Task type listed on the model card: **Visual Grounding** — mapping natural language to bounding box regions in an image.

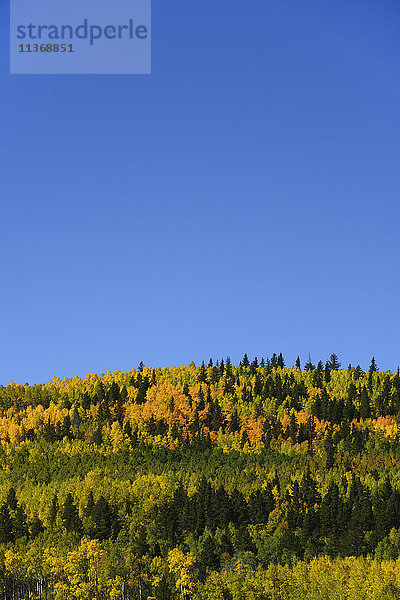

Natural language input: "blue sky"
[1,0,399,384]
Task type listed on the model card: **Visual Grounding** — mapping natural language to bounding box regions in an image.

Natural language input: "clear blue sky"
[1,0,399,384]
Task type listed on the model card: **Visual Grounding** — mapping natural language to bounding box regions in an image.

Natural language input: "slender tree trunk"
[94,556,99,600]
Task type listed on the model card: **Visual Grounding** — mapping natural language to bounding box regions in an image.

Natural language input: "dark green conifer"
[369,356,378,373]
[49,495,59,526]
[277,353,285,368]
[6,488,18,511]
[328,353,341,370]
[30,516,44,538]
[61,493,82,534]
[0,505,13,543]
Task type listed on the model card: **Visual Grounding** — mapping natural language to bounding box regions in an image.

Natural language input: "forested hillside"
[2,354,400,599]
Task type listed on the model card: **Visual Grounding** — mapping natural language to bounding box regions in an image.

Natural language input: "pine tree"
[61,493,82,534]
[369,356,378,373]
[240,430,249,448]
[198,361,207,383]
[49,494,59,526]
[81,392,91,409]
[62,414,72,439]
[13,505,28,539]
[92,496,116,540]
[130,524,149,556]
[30,516,44,538]
[92,425,103,446]
[72,406,81,428]
[219,358,224,376]
[98,397,111,422]
[324,361,331,382]
[123,420,132,440]
[6,488,18,511]
[312,392,323,420]
[84,491,96,529]
[328,353,341,370]
[354,364,363,380]
[242,354,250,367]
[198,532,220,573]
[305,355,315,371]
[253,373,262,397]
[0,504,13,543]
[114,394,124,425]
[228,410,240,433]
[324,426,335,469]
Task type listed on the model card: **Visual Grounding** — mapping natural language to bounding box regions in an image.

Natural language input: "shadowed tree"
[61,493,82,534]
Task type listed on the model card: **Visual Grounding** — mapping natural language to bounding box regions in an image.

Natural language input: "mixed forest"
[2,354,400,599]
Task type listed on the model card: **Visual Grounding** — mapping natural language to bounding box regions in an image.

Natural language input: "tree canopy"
[1,355,400,598]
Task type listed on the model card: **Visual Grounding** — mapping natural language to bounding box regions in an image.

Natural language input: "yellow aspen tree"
[168,549,196,600]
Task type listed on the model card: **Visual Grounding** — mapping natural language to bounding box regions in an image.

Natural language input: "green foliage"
[0,357,400,598]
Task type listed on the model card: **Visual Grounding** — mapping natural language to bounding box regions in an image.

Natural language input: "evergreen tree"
[324,361,331,382]
[130,524,149,556]
[360,386,371,419]
[49,494,59,526]
[62,414,72,439]
[13,505,28,539]
[72,406,81,428]
[369,356,378,373]
[324,426,335,469]
[30,516,45,538]
[92,425,103,446]
[219,358,225,376]
[124,420,132,439]
[242,353,250,367]
[354,364,363,379]
[0,504,13,543]
[240,430,249,448]
[228,410,240,433]
[61,493,82,534]
[198,361,207,383]
[6,488,18,511]
[305,355,315,371]
[84,491,96,536]
[198,532,220,574]
[92,496,117,540]
[328,353,341,370]
[81,392,91,409]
